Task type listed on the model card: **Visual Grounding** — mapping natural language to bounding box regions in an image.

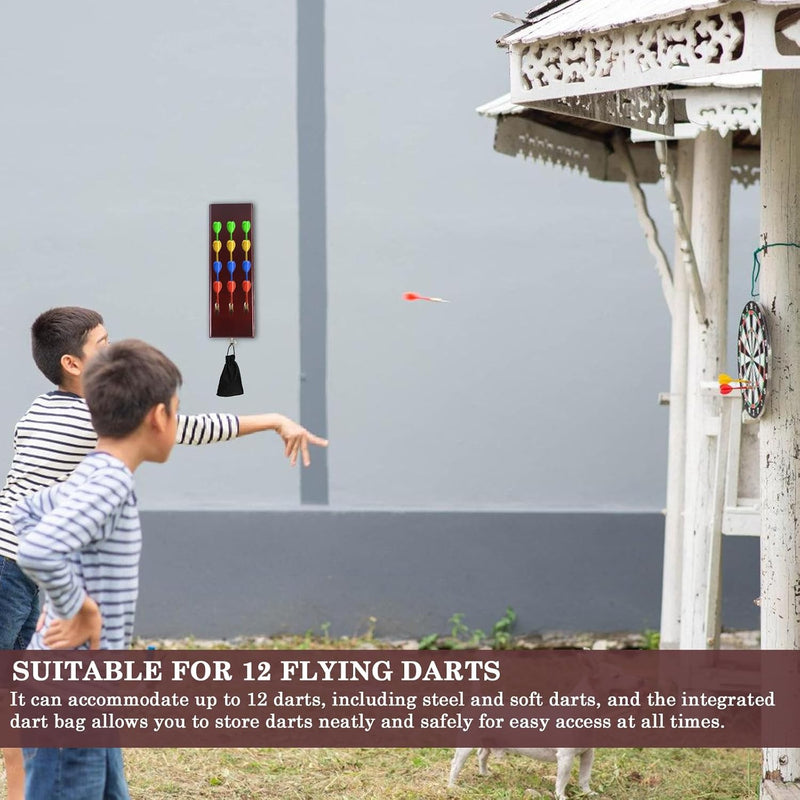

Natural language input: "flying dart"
[403,291,450,303]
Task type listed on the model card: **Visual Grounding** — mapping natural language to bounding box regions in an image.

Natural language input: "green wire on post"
[751,242,800,297]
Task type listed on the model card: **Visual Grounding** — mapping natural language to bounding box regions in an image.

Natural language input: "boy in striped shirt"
[14,338,182,799]
[0,307,326,798]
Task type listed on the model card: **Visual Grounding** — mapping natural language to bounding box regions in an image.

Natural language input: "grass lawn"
[0,630,763,798]
[121,745,760,799]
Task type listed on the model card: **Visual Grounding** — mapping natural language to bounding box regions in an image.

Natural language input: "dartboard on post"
[737,300,770,419]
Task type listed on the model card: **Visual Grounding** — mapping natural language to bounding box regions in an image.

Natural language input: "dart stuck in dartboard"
[209,203,254,338]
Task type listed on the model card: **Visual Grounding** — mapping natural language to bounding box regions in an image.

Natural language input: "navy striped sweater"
[14,452,141,650]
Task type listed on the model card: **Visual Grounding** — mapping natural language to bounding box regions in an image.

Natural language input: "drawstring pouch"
[216,342,244,397]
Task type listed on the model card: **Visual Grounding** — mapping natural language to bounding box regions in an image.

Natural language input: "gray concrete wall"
[0,0,760,514]
[136,511,759,640]
[0,0,300,508]
[0,1,763,637]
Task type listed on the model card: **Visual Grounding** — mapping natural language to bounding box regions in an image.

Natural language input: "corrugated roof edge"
[499,0,732,45]
[495,0,579,46]
[475,94,525,116]
[524,0,581,22]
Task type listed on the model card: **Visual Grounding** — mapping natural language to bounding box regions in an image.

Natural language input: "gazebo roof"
[498,0,800,104]
[501,0,738,44]
[477,93,663,182]
[476,71,761,184]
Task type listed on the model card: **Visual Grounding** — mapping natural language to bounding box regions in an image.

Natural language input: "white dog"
[448,747,595,799]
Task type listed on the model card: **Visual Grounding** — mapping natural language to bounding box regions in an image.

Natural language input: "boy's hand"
[275,416,328,467]
[43,596,102,650]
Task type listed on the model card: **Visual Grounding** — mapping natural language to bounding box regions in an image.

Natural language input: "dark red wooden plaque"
[209,202,255,338]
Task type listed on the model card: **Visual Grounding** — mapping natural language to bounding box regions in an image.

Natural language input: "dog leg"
[448,748,473,787]
[578,749,595,794]
[477,748,491,776]
[554,751,573,800]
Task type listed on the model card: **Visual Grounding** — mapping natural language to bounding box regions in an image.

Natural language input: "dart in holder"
[209,203,254,338]
[242,221,252,311]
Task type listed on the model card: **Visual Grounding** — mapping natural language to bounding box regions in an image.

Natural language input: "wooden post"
[759,69,800,790]
[660,140,693,650]
[679,130,731,649]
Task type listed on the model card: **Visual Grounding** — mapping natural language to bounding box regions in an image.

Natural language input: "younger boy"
[14,339,183,798]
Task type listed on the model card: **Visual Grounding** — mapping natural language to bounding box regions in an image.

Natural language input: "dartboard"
[737,301,770,419]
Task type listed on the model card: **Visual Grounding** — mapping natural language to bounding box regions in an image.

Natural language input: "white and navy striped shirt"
[14,452,140,650]
[0,391,238,560]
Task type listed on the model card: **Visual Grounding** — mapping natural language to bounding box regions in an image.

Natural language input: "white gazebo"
[486,1,800,793]
[478,71,762,655]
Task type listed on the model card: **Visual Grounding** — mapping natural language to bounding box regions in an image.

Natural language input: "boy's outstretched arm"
[176,412,328,466]
[237,414,328,467]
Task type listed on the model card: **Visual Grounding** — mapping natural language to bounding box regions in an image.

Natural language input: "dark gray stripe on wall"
[136,511,759,640]
[297,0,329,504]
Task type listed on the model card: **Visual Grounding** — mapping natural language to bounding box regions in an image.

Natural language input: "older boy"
[0,307,326,798]
[14,339,182,798]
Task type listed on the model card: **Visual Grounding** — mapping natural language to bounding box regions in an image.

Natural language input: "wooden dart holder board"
[209,202,255,338]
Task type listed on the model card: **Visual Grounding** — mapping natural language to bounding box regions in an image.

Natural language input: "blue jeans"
[23,748,130,800]
[0,555,39,650]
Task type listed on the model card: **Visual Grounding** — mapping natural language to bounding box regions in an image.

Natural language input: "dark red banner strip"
[1,650,797,748]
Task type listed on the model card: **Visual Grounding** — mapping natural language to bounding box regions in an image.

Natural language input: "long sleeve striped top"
[0,391,238,560]
[14,452,140,650]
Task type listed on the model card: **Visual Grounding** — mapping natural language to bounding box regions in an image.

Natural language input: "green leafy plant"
[418,608,516,650]
[417,632,440,650]
[357,615,377,643]
[319,621,332,644]
[642,628,661,650]
[488,606,517,649]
